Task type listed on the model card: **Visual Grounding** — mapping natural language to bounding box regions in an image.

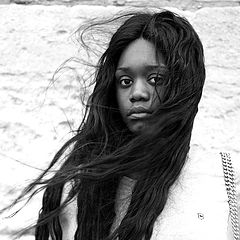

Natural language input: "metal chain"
[220,152,239,240]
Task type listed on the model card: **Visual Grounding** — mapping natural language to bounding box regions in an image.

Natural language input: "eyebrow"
[116,65,167,72]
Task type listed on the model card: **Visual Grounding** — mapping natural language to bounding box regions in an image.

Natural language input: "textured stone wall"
[0,4,240,239]
[2,0,240,10]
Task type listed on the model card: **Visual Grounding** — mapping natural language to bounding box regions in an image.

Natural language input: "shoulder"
[188,144,236,167]
[187,144,224,173]
[188,144,220,161]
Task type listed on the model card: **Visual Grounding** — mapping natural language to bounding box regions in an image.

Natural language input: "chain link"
[221,152,239,240]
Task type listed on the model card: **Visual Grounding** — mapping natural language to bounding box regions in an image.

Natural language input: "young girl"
[8,9,240,240]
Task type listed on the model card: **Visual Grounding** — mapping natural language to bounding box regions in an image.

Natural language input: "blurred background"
[0,0,240,239]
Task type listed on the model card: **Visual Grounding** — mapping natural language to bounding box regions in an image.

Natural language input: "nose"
[129,79,150,103]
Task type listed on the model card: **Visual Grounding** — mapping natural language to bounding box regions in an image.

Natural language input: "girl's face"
[115,38,166,134]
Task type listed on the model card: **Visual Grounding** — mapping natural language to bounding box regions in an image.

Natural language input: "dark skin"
[115,38,166,135]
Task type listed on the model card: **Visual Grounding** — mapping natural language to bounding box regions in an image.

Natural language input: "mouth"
[128,112,151,120]
[127,107,152,120]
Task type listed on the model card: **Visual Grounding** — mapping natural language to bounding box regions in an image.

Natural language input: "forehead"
[117,38,165,69]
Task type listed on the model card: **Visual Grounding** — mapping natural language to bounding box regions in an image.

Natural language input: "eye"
[148,74,164,86]
[118,76,133,87]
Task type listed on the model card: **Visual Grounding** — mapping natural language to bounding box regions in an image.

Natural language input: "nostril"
[130,92,150,102]
[130,94,143,102]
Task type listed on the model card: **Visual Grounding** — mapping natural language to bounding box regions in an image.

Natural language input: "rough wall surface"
[0,4,240,239]
[3,0,240,10]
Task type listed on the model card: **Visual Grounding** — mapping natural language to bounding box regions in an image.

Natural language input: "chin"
[129,122,147,134]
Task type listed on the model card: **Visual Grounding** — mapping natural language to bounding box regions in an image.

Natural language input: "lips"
[127,106,152,120]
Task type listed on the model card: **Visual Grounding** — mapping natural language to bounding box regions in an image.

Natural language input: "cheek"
[115,89,131,130]
[152,87,164,105]
[116,90,128,116]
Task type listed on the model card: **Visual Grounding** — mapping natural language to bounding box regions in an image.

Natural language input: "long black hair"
[5,9,205,240]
